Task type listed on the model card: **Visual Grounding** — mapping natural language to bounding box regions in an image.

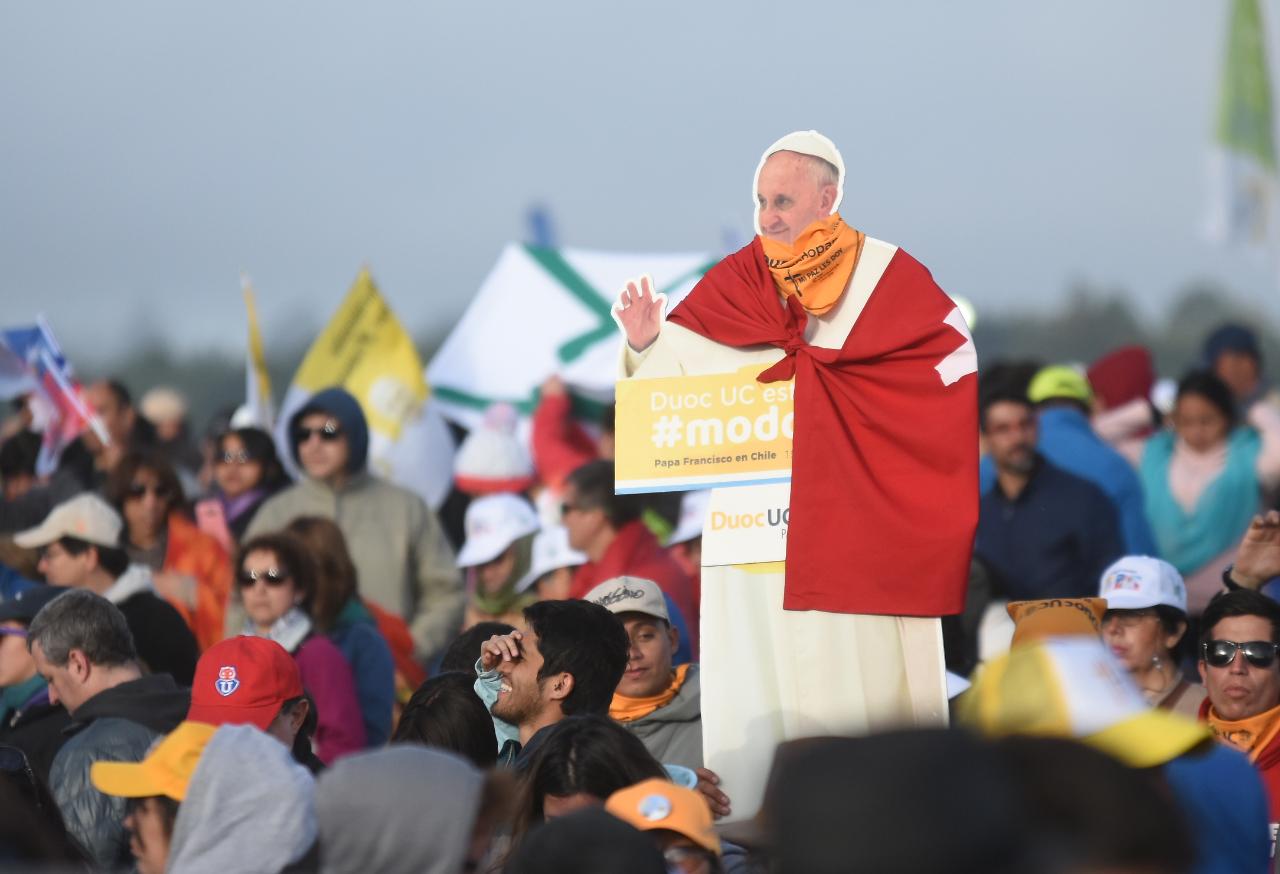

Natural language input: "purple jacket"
[295,635,366,763]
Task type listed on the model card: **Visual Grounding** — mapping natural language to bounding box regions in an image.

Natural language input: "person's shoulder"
[1037,458,1117,505]
[59,716,156,762]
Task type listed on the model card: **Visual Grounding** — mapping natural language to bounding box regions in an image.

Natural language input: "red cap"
[187,636,304,730]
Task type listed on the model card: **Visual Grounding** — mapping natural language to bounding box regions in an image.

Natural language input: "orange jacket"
[164,513,233,652]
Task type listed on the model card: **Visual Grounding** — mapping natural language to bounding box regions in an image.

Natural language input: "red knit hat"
[187,636,304,730]
[1087,346,1155,410]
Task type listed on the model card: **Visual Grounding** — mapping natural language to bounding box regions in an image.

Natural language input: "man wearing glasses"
[1199,588,1280,846]
[247,387,463,665]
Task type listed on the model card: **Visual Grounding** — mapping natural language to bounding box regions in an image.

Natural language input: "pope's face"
[756,151,836,246]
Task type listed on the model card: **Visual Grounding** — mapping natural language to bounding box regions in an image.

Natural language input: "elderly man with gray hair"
[28,588,189,869]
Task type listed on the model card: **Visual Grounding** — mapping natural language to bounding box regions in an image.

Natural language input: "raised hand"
[480,631,525,672]
[1231,510,1280,589]
[611,275,666,353]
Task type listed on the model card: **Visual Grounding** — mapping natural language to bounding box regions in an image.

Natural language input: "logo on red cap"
[216,665,240,697]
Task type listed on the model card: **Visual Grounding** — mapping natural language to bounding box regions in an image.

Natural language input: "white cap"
[584,576,670,624]
[1098,556,1187,613]
[15,493,123,550]
[456,494,540,568]
[139,386,188,426]
[514,525,586,593]
[752,130,846,235]
[668,490,710,546]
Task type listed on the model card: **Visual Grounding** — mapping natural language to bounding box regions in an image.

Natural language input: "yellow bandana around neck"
[759,214,865,316]
[1207,701,1280,761]
[609,663,691,723]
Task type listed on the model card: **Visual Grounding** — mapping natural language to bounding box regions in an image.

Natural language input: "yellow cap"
[90,721,217,802]
[958,637,1210,769]
[606,778,720,855]
[1027,365,1094,406]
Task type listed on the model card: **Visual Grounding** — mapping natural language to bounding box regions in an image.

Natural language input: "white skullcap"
[752,130,846,234]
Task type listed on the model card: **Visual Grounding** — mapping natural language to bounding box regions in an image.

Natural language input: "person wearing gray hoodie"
[90,721,316,874]
[313,745,490,874]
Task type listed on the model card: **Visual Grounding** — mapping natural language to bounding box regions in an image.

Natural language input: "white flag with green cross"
[427,243,717,431]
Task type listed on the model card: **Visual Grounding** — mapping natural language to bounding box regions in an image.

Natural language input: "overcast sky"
[2,0,1276,363]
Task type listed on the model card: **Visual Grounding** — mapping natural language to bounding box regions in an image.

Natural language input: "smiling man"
[479,598,628,766]
[585,576,702,771]
[1198,589,1280,843]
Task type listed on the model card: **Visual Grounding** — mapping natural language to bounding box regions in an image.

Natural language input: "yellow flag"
[291,268,427,440]
[241,275,275,429]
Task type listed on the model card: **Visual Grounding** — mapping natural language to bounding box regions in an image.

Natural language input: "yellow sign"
[292,269,427,440]
[615,365,794,493]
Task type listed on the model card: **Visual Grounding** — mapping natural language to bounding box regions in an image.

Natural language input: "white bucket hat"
[513,525,587,593]
[456,493,540,569]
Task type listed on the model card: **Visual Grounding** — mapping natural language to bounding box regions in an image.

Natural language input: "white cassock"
[618,236,949,821]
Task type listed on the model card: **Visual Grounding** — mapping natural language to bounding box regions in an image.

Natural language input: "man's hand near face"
[480,631,525,671]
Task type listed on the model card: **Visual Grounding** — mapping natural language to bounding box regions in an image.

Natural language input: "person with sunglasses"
[107,450,233,652]
[194,426,291,554]
[1198,588,1280,843]
[1098,556,1206,719]
[245,387,463,666]
[236,531,365,763]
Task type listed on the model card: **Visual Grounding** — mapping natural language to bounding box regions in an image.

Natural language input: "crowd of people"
[0,314,1279,873]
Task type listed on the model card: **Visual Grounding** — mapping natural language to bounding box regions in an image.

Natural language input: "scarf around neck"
[469,533,537,617]
[246,606,313,654]
[759,214,865,316]
[1207,700,1280,761]
[609,663,691,723]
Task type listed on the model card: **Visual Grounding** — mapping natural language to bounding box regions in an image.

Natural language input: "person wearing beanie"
[454,403,537,496]
[247,387,464,665]
[1203,323,1280,415]
[1088,345,1160,466]
[457,493,542,629]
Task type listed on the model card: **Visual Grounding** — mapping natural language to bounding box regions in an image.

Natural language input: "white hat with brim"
[1098,555,1187,613]
[514,526,586,593]
[669,490,711,546]
[585,576,670,624]
[15,493,123,550]
[456,493,540,568]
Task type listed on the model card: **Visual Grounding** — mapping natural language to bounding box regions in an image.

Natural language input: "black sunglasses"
[293,421,343,444]
[1202,639,1280,670]
[237,567,291,588]
[127,482,173,500]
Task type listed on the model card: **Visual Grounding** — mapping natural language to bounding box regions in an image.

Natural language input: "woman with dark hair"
[392,672,499,769]
[1139,371,1280,610]
[285,516,395,748]
[513,715,668,840]
[1098,556,1205,718]
[195,427,290,552]
[236,532,366,763]
[108,449,233,650]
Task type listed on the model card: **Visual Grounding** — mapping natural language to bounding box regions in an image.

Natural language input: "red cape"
[668,238,977,615]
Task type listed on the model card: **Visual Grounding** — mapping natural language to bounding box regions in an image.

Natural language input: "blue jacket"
[329,598,396,748]
[976,455,1124,600]
[1163,742,1271,874]
[981,407,1158,556]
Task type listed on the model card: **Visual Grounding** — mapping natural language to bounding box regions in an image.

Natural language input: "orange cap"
[1007,597,1106,647]
[605,778,720,855]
